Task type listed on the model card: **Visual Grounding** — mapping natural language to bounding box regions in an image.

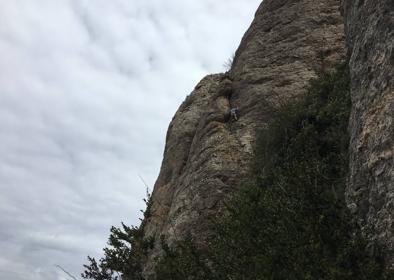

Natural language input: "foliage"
[154,236,212,280]
[82,196,154,280]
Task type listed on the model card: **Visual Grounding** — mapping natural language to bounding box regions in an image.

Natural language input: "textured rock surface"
[143,0,346,272]
[343,0,394,267]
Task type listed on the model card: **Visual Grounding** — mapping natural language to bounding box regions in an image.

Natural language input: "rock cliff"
[143,0,346,270]
[343,0,394,267]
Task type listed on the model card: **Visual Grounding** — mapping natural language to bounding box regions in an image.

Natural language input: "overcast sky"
[0,0,261,279]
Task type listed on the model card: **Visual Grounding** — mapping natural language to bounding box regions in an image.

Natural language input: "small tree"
[82,197,153,280]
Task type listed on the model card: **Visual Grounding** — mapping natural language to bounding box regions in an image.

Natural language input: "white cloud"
[0,0,261,279]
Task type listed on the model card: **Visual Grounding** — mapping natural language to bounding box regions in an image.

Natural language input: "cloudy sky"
[0,0,261,279]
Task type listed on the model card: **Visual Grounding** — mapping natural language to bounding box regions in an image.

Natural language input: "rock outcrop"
[343,0,394,267]
[143,0,346,272]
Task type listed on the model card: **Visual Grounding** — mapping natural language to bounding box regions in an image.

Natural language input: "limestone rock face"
[143,0,346,271]
[343,0,394,267]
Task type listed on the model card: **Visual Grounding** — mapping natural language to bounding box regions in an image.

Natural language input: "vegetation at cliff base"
[82,63,393,279]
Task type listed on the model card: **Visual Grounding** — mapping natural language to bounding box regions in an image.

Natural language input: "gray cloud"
[0,0,261,279]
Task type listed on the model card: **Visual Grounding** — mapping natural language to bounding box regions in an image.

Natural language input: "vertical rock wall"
[343,0,394,267]
[143,0,346,272]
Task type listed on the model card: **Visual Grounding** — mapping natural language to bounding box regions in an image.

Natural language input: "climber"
[230,107,239,121]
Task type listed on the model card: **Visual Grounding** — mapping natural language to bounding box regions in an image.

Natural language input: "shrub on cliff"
[81,197,153,280]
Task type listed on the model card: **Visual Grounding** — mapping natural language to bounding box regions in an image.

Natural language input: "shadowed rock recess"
[343,0,394,268]
[142,0,346,271]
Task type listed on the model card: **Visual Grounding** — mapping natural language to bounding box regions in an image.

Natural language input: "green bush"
[82,197,154,280]
[154,235,212,280]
